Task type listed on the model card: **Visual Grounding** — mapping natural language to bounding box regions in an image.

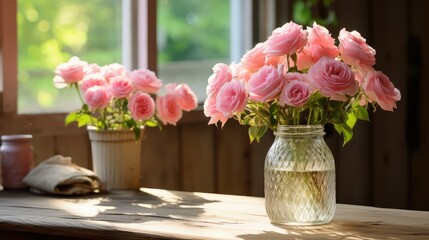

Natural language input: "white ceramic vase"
[87,126,143,191]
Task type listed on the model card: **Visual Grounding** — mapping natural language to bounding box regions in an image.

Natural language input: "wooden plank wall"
[1,0,428,211]
[371,0,409,209]
[330,0,372,207]
[409,0,429,211]
[141,117,274,196]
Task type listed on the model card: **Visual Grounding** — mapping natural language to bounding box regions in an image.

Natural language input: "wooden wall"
[408,0,429,212]
[1,0,428,211]
[140,112,274,196]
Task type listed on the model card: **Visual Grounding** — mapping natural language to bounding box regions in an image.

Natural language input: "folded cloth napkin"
[23,155,100,195]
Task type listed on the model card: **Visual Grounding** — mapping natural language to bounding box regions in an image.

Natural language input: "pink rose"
[164,82,178,93]
[265,21,308,57]
[85,63,101,74]
[353,68,369,85]
[80,74,107,92]
[296,49,314,70]
[247,65,285,102]
[279,80,311,107]
[169,83,198,111]
[207,63,232,96]
[100,63,127,83]
[266,55,285,68]
[308,57,358,101]
[230,63,252,83]
[285,72,307,83]
[109,76,134,99]
[339,28,376,70]
[241,42,266,73]
[216,80,248,119]
[128,69,162,94]
[362,71,401,111]
[128,92,156,121]
[156,94,183,125]
[84,86,111,109]
[297,23,339,70]
[203,95,229,126]
[54,56,87,88]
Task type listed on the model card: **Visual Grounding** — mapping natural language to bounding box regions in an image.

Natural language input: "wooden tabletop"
[0,188,428,240]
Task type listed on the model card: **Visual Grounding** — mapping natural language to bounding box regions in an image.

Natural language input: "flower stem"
[254,109,273,128]
[286,54,290,69]
[314,108,320,124]
[293,108,300,125]
[280,107,288,125]
[74,83,85,105]
[101,108,107,129]
[307,108,313,125]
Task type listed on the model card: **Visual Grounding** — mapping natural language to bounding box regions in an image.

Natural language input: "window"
[156,0,254,102]
[17,0,122,114]
[157,0,231,102]
[3,0,253,116]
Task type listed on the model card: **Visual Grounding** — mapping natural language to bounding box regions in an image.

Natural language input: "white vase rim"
[87,126,144,133]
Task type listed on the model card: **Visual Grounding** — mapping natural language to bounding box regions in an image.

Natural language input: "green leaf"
[346,112,357,129]
[122,99,129,111]
[82,104,89,112]
[144,119,159,127]
[133,127,141,140]
[257,107,271,118]
[76,114,92,127]
[353,105,370,121]
[269,115,278,129]
[312,94,327,107]
[240,115,251,125]
[125,118,136,129]
[248,125,268,143]
[269,102,280,116]
[248,126,258,143]
[65,112,77,126]
[334,123,353,146]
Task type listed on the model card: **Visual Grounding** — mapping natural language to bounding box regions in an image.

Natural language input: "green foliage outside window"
[18,0,122,113]
[157,0,230,63]
[17,0,230,113]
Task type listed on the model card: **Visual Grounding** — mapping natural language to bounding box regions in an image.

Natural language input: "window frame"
[1,0,18,116]
[0,0,205,136]
[0,0,265,135]
[0,0,157,135]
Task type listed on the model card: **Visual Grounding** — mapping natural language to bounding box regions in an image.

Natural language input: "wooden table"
[0,188,428,239]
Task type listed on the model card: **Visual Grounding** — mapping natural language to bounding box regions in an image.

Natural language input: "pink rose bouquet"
[54,56,198,139]
[204,21,401,144]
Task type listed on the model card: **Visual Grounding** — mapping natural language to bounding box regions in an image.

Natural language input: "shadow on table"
[52,188,219,224]
[237,221,429,240]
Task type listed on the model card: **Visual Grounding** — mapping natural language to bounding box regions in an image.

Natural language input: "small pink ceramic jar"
[0,134,34,189]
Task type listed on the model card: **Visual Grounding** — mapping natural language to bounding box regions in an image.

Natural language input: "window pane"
[157,0,230,102]
[17,0,122,114]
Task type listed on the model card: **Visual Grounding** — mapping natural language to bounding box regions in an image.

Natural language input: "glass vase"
[264,125,335,225]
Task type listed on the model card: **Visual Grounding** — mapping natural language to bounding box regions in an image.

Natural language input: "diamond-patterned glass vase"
[264,125,335,225]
